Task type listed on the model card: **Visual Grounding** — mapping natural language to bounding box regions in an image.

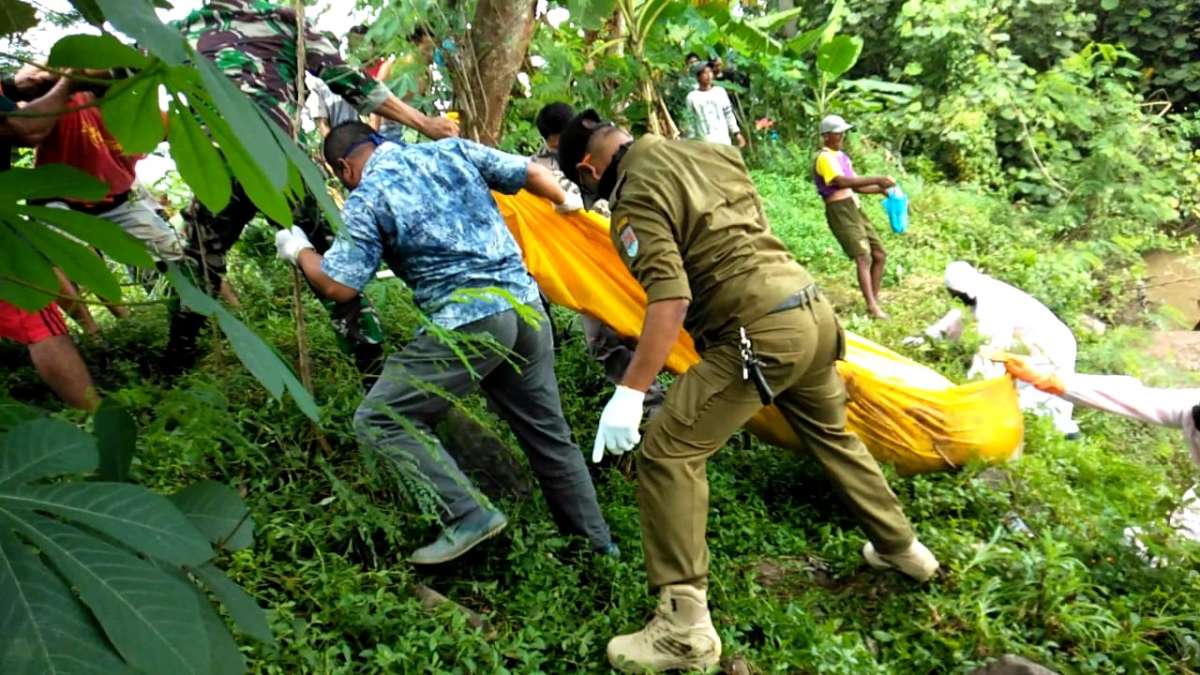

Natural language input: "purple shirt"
[813,149,854,199]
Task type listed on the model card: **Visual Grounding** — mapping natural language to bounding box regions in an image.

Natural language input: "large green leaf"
[0,413,256,673]
[635,0,678,39]
[164,262,220,315]
[216,309,318,420]
[93,400,136,483]
[12,219,122,302]
[220,136,293,228]
[0,530,134,675]
[266,120,343,231]
[48,34,149,69]
[0,0,36,37]
[186,574,247,674]
[67,0,105,26]
[183,83,291,226]
[165,265,320,421]
[567,0,616,30]
[100,71,166,156]
[0,403,42,435]
[842,78,918,95]
[19,205,153,269]
[5,482,213,566]
[785,22,829,56]
[816,34,863,79]
[8,516,211,675]
[192,563,275,646]
[0,165,107,202]
[166,102,231,214]
[170,481,253,552]
[0,222,58,311]
[191,56,288,189]
[0,419,97,490]
[94,0,188,64]
[747,6,806,32]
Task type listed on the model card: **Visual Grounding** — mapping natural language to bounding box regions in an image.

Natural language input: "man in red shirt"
[0,74,99,411]
[35,89,185,264]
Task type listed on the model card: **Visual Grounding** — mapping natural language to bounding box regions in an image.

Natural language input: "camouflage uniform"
[169,0,386,377]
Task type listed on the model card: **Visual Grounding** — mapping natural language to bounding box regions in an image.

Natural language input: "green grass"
[3,168,1199,673]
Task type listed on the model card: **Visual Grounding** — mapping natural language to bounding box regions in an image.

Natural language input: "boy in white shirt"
[685,62,745,147]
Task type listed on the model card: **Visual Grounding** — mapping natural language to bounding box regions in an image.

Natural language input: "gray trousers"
[354,306,612,548]
[580,315,667,413]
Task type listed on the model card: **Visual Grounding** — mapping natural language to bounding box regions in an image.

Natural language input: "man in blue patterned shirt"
[275,121,613,564]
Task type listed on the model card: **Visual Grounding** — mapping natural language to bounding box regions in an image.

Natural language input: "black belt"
[768,283,820,315]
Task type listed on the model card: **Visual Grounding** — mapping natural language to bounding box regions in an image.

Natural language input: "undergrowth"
[3,159,1198,673]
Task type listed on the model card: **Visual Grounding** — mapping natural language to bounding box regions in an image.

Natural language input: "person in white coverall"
[907,261,1081,437]
[1001,353,1200,545]
[1001,353,1200,465]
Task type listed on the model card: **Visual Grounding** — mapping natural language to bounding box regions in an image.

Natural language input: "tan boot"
[607,584,721,673]
[863,539,940,582]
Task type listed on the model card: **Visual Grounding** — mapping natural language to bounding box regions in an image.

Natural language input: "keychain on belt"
[739,327,774,405]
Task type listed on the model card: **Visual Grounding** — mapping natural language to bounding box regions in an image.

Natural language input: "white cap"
[819,114,852,135]
[944,260,983,296]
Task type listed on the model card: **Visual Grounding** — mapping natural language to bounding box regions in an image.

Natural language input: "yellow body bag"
[493,191,1023,475]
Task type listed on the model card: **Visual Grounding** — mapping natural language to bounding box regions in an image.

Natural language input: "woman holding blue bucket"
[813,114,902,319]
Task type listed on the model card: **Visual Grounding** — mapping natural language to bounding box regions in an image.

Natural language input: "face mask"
[592,142,631,203]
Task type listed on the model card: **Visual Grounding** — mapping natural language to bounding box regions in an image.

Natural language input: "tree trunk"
[454,0,536,146]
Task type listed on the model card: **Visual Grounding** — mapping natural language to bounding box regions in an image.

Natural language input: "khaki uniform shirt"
[609,135,813,342]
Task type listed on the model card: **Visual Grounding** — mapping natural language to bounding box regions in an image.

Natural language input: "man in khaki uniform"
[559,110,939,673]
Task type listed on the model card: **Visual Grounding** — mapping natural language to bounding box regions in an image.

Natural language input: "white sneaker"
[607,584,721,673]
[863,539,940,582]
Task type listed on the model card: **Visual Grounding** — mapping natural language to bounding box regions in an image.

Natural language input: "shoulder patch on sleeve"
[618,218,639,258]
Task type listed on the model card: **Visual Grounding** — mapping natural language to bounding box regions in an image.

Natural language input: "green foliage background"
[7,145,1200,670]
[3,0,1200,671]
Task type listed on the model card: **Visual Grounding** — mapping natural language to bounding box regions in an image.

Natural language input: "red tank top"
[35,92,139,207]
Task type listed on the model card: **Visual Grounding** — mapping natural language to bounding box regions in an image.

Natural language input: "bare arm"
[372,94,458,139]
[830,174,895,191]
[296,249,359,304]
[524,162,569,206]
[622,299,690,391]
[369,56,396,130]
[0,77,73,146]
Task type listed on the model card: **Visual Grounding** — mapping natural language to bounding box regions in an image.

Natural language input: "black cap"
[558,108,607,186]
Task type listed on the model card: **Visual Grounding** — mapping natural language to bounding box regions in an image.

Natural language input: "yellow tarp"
[494,190,1024,475]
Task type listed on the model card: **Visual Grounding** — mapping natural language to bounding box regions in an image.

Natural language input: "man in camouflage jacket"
[168,0,459,381]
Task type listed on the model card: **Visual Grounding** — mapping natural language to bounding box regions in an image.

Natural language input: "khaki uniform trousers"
[638,294,915,589]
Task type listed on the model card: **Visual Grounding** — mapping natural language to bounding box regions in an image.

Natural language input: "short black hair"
[693,61,713,79]
[685,52,700,63]
[535,102,574,140]
[557,109,610,186]
[323,121,375,168]
[349,25,369,36]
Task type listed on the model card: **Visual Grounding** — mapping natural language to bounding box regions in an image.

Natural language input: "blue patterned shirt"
[321,139,540,329]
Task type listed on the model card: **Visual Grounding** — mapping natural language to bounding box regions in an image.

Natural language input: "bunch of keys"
[739,327,775,405]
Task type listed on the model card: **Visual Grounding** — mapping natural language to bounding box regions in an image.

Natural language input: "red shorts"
[0,300,68,345]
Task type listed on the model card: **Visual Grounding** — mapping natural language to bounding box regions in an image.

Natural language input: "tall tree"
[452,0,536,145]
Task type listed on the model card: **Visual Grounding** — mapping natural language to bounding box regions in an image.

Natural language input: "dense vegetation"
[3,0,1200,672]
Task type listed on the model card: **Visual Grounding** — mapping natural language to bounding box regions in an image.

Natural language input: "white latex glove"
[592,385,646,463]
[555,190,585,214]
[275,226,314,266]
[900,335,925,348]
